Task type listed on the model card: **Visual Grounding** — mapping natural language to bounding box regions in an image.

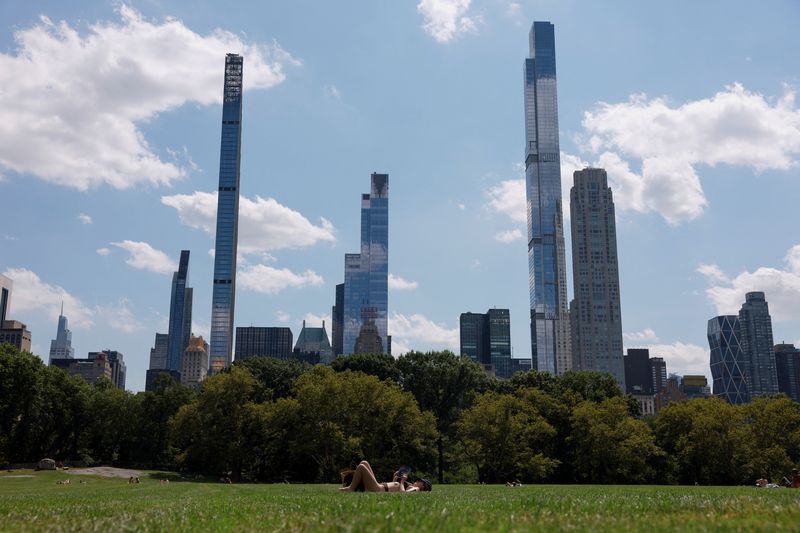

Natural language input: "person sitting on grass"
[340,460,431,492]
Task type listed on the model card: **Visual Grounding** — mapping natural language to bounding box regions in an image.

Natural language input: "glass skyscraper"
[48,303,74,362]
[459,309,512,378]
[523,21,571,374]
[167,250,193,372]
[707,315,750,404]
[209,53,244,371]
[342,173,389,355]
[738,291,779,396]
[569,168,625,389]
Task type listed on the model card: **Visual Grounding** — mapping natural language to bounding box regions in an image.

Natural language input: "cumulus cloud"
[96,247,111,256]
[623,328,659,343]
[77,213,93,225]
[191,321,210,338]
[238,264,324,294]
[388,312,459,355]
[417,0,479,43]
[697,245,800,321]
[644,342,710,379]
[1,267,143,333]
[111,240,177,274]
[494,228,523,244]
[0,5,298,190]
[388,274,419,291]
[161,191,335,255]
[276,311,291,323]
[581,84,800,224]
[303,312,332,328]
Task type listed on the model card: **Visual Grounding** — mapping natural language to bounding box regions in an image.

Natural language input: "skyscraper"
[342,173,389,356]
[167,250,193,373]
[0,274,11,325]
[209,53,244,371]
[235,327,293,360]
[624,349,653,394]
[331,283,344,356]
[707,315,750,404]
[774,343,800,403]
[459,308,512,378]
[738,291,779,396]
[650,356,667,394]
[49,303,74,362]
[569,168,625,389]
[294,320,334,364]
[523,21,571,374]
[88,350,126,390]
[182,335,209,388]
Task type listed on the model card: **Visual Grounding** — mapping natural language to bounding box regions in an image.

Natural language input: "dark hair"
[418,478,432,492]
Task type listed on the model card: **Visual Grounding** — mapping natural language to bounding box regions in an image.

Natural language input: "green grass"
[1,470,799,532]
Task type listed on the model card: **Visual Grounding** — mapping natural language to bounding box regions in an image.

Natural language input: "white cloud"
[388,312,459,355]
[96,247,111,256]
[697,245,800,321]
[644,342,710,379]
[581,84,800,224]
[623,327,659,343]
[494,228,523,244]
[0,6,299,190]
[191,321,210,338]
[77,213,93,225]
[324,84,342,100]
[276,311,291,323]
[302,312,332,328]
[417,0,479,43]
[485,179,526,224]
[111,240,177,275]
[161,191,335,255]
[388,274,419,291]
[238,264,324,294]
[1,267,143,333]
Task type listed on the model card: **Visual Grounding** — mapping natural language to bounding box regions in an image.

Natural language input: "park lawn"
[0,470,799,532]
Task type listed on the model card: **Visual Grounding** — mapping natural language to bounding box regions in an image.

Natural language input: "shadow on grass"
[145,472,224,484]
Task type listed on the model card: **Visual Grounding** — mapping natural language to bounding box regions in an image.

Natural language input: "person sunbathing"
[340,460,431,492]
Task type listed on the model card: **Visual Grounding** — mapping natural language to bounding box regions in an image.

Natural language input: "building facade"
[707,315,750,404]
[460,312,487,363]
[569,167,625,389]
[775,343,800,403]
[67,353,112,386]
[181,335,209,388]
[149,332,169,371]
[209,53,244,371]
[650,357,667,394]
[342,173,389,355]
[523,21,571,375]
[88,350,126,390]
[294,320,334,364]
[331,283,344,357]
[0,320,31,352]
[459,309,512,378]
[681,375,711,399]
[235,327,293,360]
[48,304,74,361]
[738,291,779,397]
[0,274,11,325]
[167,250,193,373]
[624,349,653,394]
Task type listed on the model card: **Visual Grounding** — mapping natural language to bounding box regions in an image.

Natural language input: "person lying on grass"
[339,460,431,492]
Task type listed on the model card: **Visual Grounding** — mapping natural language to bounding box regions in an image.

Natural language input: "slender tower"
[167,250,193,373]
[209,53,244,372]
[523,21,571,374]
[48,302,74,362]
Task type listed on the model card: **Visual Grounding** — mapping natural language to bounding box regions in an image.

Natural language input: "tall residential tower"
[209,53,244,371]
[167,250,193,372]
[523,21,571,374]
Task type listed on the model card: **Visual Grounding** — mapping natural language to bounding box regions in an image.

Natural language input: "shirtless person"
[340,460,431,492]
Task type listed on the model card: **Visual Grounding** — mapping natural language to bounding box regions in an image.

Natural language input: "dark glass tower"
[459,308,512,378]
[167,250,193,372]
[569,168,625,389]
[707,315,750,404]
[209,53,244,371]
[775,343,800,403]
[332,283,344,356]
[235,327,293,360]
[523,21,571,374]
[342,173,389,355]
[738,292,779,396]
[624,349,652,394]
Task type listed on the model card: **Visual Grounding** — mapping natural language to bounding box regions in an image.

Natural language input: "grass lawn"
[1,470,799,532]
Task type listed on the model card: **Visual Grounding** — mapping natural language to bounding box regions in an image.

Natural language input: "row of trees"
[2,343,799,485]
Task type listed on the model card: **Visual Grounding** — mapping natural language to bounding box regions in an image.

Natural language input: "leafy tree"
[395,351,491,483]
[128,379,195,466]
[330,353,400,384]
[0,344,47,462]
[740,396,800,481]
[458,390,559,482]
[233,357,311,402]
[568,396,663,483]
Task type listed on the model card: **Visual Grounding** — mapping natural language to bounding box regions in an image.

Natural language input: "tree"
[233,357,310,403]
[330,353,400,384]
[568,396,663,483]
[395,351,491,483]
[128,379,195,466]
[740,396,800,481]
[457,390,559,483]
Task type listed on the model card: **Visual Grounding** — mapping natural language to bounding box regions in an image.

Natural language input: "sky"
[0,0,798,392]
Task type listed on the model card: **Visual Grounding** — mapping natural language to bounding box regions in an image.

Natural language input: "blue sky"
[1,1,798,391]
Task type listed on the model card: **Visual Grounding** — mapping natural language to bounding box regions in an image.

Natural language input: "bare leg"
[340,463,382,492]
[359,461,376,479]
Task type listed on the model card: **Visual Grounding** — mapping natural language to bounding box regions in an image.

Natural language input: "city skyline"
[0,2,798,391]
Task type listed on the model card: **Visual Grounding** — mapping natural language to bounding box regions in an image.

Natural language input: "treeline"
[2,343,799,485]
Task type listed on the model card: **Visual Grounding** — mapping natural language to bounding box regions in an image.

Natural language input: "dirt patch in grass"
[69,467,143,478]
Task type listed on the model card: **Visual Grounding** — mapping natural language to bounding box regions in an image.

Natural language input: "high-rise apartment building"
[149,332,169,370]
[650,357,667,394]
[707,315,750,404]
[775,343,800,403]
[342,173,389,355]
[182,335,209,388]
[0,274,11,325]
[167,251,193,373]
[738,292,778,396]
[48,304,74,362]
[0,274,31,353]
[459,309,512,378]
[209,53,244,371]
[88,350,126,390]
[569,168,624,389]
[331,283,344,356]
[624,349,653,394]
[293,320,334,364]
[235,327,293,360]
[523,21,571,374]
